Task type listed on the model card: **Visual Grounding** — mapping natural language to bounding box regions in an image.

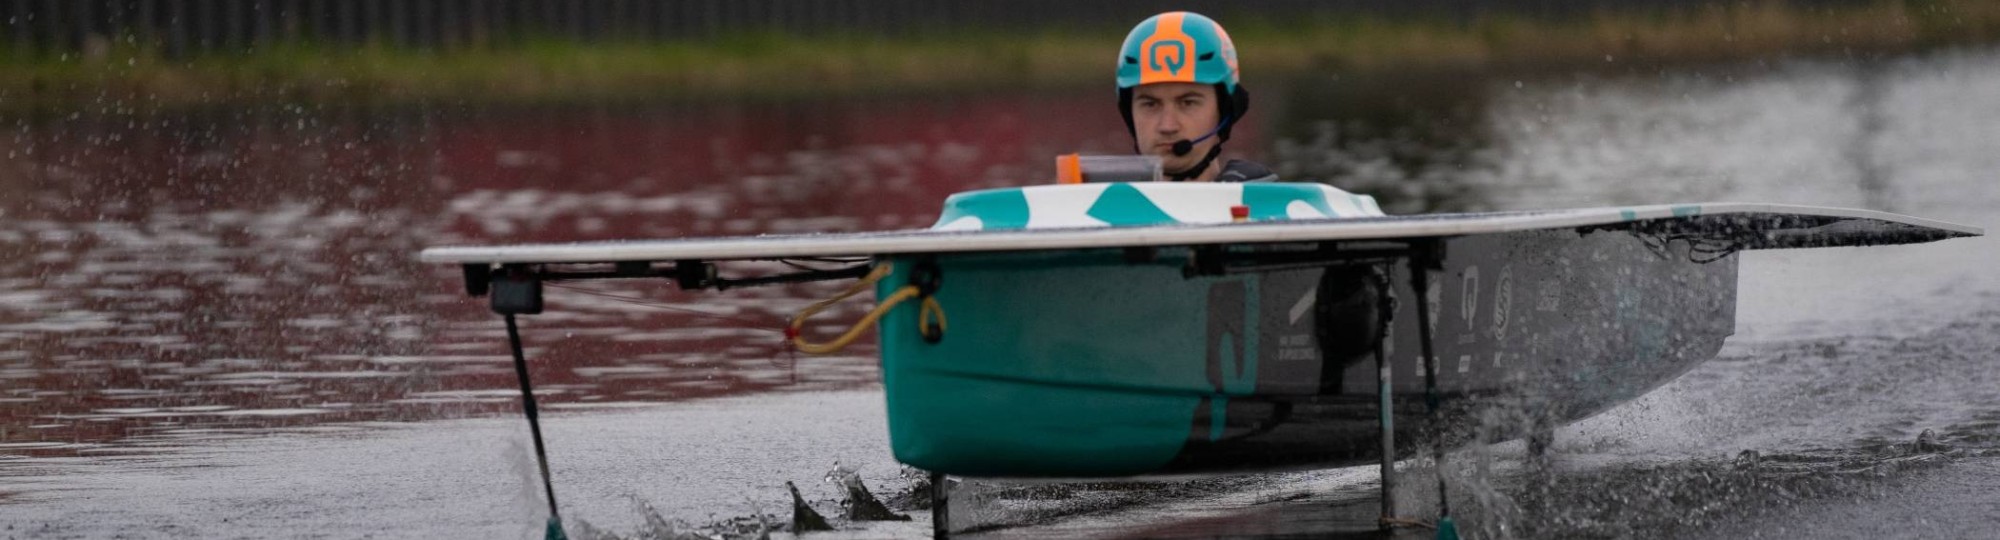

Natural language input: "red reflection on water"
[0,92,1181,459]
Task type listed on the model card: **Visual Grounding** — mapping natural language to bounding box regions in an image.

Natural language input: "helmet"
[1117,12,1239,93]
[1115,12,1250,143]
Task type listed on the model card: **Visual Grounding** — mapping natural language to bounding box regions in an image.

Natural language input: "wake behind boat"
[419,180,1979,537]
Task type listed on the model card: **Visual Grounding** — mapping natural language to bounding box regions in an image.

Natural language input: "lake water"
[3,47,1997,539]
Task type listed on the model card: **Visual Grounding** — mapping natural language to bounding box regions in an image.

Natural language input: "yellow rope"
[787,264,946,355]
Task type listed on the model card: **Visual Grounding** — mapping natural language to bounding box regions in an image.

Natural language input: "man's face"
[1131,82,1222,174]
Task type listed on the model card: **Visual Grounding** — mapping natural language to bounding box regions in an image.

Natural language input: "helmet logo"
[1148,41,1187,75]
[1137,12,1195,85]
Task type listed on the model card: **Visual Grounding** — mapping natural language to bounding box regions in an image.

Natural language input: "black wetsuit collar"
[1168,145,1225,182]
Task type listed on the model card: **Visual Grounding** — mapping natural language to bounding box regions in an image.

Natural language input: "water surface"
[3,48,1997,538]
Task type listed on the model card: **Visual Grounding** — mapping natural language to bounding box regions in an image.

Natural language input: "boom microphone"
[1170,115,1235,156]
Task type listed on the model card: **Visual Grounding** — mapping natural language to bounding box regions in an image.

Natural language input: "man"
[1117,12,1277,183]
[1122,13,1384,378]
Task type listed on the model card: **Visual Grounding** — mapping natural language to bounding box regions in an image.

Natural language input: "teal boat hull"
[876,227,1736,477]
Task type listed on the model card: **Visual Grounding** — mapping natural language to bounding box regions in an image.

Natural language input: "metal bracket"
[490,265,544,315]
[930,471,950,538]
[1184,245,1228,277]
[674,259,715,290]
[1408,238,1446,271]
[910,260,945,344]
[462,264,493,297]
[909,260,942,298]
[454,259,870,299]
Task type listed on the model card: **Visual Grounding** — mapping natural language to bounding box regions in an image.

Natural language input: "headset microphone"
[1170,115,1235,157]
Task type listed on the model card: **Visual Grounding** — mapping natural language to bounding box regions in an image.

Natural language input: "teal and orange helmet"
[1115,11,1250,143]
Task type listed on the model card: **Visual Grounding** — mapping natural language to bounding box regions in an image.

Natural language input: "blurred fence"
[3,0,1873,58]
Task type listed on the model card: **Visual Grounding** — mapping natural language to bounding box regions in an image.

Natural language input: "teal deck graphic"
[932,182,1383,230]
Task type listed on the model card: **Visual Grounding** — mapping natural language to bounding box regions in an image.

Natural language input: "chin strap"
[1168,145,1224,182]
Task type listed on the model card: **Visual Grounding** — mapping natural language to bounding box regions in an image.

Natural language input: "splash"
[823,461,910,522]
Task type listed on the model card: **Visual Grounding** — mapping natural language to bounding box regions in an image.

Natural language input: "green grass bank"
[4,0,1999,111]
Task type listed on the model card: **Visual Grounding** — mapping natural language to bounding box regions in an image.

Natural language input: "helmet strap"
[1168,144,1224,182]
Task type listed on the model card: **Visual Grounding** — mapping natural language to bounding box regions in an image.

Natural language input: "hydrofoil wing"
[420,203,1979,265]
